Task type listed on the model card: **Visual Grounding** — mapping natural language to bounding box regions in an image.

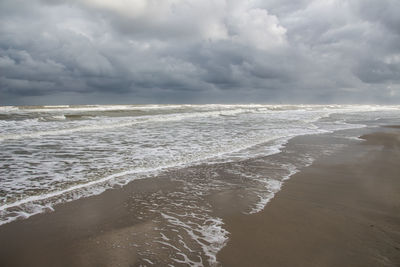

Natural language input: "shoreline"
[0,126,399,266]
[217,127,400,266]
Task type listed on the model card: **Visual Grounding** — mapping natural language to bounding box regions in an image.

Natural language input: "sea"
[1,104,400,266]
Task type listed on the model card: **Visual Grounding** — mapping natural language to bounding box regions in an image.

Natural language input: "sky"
[0,0,399,105]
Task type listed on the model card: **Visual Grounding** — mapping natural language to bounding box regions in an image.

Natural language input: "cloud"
[0,0,399,105]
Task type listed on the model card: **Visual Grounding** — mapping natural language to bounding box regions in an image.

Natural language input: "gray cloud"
[0,0,399,105]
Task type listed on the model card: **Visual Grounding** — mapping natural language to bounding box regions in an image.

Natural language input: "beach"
[218,127,400,266]
[0,125,399,266]
[1,105,400,266]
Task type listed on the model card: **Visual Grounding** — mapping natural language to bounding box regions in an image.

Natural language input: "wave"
[0,133,292,215]
[2,104,399,114]
[0,106,19,112]
[0,105,356,141]
[0,108,265,141]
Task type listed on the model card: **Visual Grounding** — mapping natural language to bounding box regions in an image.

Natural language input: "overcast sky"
[0,0,399,105]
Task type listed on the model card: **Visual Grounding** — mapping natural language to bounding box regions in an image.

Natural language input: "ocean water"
[1,104,400,265]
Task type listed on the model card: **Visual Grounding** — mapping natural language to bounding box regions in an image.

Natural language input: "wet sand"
[0,127,399,266]
[218,129,400,266]
[0,177,184,267]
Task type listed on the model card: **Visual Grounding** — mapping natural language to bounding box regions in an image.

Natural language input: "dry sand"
[218,129,400,266]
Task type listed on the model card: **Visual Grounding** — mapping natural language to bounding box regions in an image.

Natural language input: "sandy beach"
[0,126,399,266]
[218,128,400,266]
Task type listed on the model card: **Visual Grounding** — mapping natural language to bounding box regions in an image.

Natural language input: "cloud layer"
[1,0,399,104]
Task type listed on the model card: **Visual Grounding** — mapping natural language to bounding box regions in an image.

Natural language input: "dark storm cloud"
[353,0,400,35]
[0,0,399,105]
